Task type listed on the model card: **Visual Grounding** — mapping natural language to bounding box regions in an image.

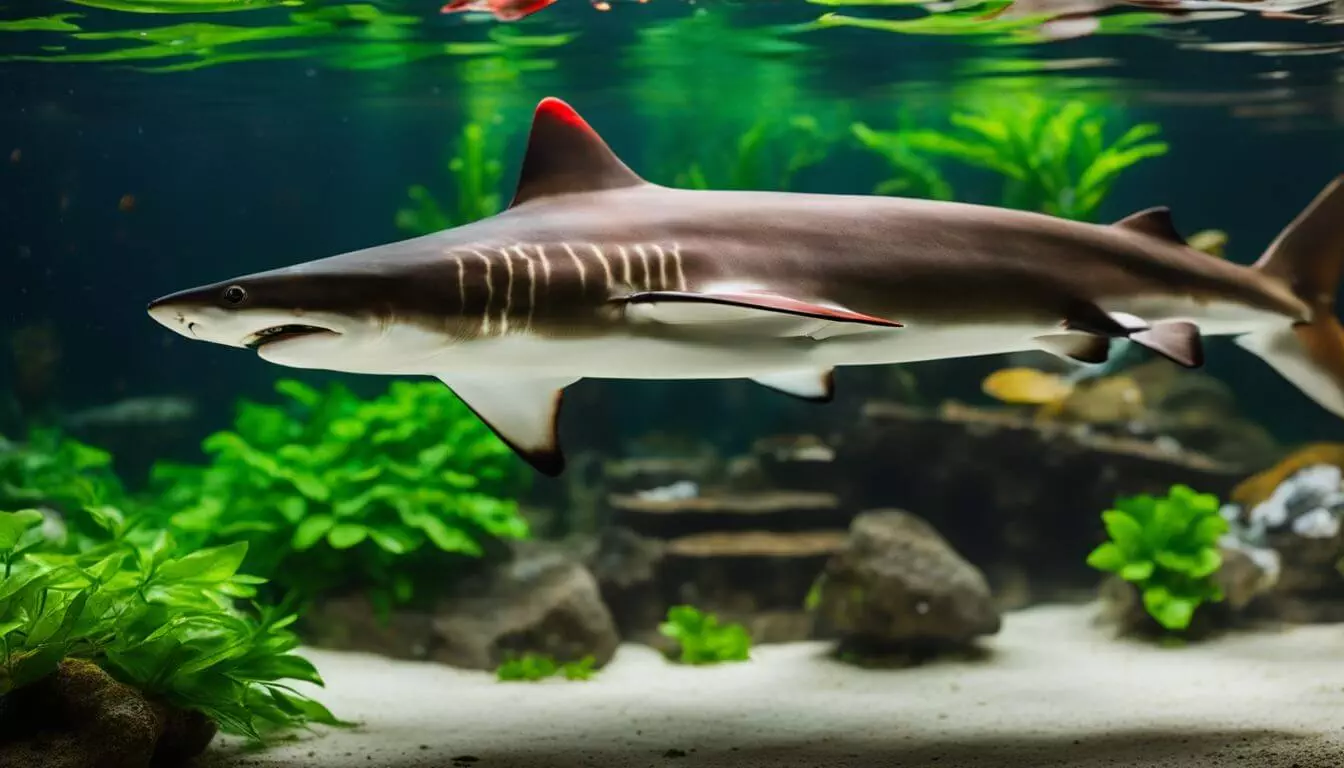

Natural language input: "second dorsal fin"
[508,97,647,208]
[1113,206,1188,246]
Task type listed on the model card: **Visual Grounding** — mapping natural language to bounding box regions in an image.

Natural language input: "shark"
[148,97,1344,477]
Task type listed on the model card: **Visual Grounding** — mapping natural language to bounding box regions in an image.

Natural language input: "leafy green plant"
[658,605,752,665]
[0,428,128,515]
[1086,484,1228,633]
[495,653,596,682]
[0,507,345,742]
[148,379,531,612]
[854,94,1169,221]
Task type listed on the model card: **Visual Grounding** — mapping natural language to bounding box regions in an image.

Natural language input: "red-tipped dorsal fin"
[508,97,646,208]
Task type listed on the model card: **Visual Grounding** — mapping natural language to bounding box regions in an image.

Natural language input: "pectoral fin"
[621,290,902,330]
[435,375,579,477]
[751,369,836,402]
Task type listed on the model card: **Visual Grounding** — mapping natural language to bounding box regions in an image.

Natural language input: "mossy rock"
[0,659,217,768]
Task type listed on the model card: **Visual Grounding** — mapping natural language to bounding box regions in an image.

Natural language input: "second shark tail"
[1236,175,1344,418]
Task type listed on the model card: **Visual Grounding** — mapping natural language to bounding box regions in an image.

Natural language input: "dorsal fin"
[1113,207,1188,246]
[508,97,646,208]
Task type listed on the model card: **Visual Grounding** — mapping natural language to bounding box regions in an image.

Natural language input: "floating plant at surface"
[0,507,345,742]
[855,93,1168,221]
[0,4,577,73]
[1086,484,1228,632]
[495,652,597,682]
[147,379,531,613]
[658,605,752,664]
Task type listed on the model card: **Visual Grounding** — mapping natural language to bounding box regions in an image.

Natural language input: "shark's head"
[147,260,454,373]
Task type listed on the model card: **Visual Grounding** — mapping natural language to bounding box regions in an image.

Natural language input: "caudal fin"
[1236,175,1344,417]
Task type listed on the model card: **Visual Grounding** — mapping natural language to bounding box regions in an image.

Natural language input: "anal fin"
[435,375,579,477]
[1130,320,1204,368]
[751,369,836,403]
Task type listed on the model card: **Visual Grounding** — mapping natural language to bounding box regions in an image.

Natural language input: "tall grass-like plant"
[855,94,1169,220]
[149,379,532,613]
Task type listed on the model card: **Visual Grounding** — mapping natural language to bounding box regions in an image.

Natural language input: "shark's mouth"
[244,324,336,350]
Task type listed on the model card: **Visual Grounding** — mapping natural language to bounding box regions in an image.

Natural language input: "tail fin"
[1236,175,1344,417]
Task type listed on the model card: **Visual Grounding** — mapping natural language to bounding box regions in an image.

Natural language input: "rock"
[751,435,839,493]
[0,658,215,768]
[608,491,847,540]
[1127,359,1284,470]
[811,510,1001,655]
[1222,459,1344,623]
[584,527,667,641]
[603,456,720,495]
[839,401,1245,605]
[303,592,436,661]
[430,547,620,670]
[660,530,848,628]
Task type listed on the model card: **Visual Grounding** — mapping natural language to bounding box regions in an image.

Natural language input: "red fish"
[440,0,557,21]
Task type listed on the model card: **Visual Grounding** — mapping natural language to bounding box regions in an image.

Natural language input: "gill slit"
[466,248,493,336]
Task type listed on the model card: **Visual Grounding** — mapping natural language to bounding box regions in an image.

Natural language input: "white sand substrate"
[203,604,1344,768]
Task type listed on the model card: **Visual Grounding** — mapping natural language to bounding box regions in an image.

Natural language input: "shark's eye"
[222,285,247,306]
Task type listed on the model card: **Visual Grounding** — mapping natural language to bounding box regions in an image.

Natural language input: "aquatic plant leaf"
[155,541,248,583]
[0,15,83,32]
[0,509,43,551]
[325,523,367,550]
[290,514,334,551]
[65,0,301,12]
[1118,560,1155,581]
[1101,510,1144,553]
[1143,587,1196,631]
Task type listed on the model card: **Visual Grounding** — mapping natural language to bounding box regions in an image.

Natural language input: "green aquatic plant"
[0,507,344,741]
[658,606,752,665]
[396,121,506,237]
[628,8,828,192]
[1086,484,1228,633]
[495,653,596,682]
[855,93,1168,221]
[672,115,836,193]
[148,379,531,612]
[0,429,129,533]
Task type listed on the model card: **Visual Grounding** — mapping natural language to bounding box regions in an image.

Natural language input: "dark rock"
[430,547,620,670]
[603,456,720,495]
[811,510,1001,653]
[584,526,667,641]
[751,435,838,493]
[660,530,847,619]
[0,658,213,768]
[839,401,1245,605]
[152,707,218,767]
[304,593,436,661]
[608,491,847,540]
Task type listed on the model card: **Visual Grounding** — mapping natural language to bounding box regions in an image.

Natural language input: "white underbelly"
[413,322,1051,380]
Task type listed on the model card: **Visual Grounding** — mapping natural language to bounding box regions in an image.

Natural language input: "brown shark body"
[148,97,1344,476]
